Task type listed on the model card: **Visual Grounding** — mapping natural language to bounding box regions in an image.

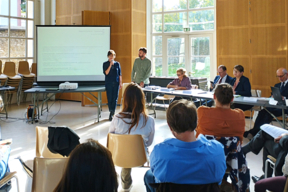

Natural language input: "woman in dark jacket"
[230,65,252,111]
[103,50,122,121]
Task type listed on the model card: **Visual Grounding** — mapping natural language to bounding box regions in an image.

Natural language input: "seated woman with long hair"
[54,139,118,192]
[109,83,155,191]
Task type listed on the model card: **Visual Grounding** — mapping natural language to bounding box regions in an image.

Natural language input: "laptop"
[271,86,286,106]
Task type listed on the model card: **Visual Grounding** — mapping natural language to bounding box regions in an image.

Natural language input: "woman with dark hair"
[109,83,155,191]
[196,83,245,142]
[229,65,252,111]
[54,139,118,192]
[103,50,122,121]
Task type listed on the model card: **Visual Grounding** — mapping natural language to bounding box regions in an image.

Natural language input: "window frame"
[0,0,35,67]
[148,0,217,80]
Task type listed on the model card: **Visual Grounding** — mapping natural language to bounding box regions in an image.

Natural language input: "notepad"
[260,124,288,138]
[243,97,258,102]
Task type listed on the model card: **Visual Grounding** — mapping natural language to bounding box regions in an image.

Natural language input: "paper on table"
[260,124,288,138]
[269,98,278,105]
[243,97,258,102]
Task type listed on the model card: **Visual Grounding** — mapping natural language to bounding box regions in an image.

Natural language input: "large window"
[0,0,35,67]
[150,0,215,79]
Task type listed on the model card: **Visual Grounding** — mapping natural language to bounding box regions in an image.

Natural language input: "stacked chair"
[18,61,35,102]
[31,63,37,77]
[3,62,22,105]
[0,61,8,86]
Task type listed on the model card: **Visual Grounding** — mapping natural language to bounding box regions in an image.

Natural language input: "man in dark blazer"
[205,65,233,107]
[210,65,233,91]
[245,68,288,138]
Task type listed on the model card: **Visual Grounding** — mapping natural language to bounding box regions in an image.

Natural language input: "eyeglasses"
[276,74,287,78]
[177,74,181,76]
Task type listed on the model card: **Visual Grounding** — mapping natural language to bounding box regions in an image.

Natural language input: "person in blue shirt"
[103,50,122,121]
[144,99,226,192]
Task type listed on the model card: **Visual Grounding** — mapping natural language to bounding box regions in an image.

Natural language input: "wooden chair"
[31,157,68,192]
[0,172,19,192]
[36,126,63,158]
[31,63,37,76]
[249,89,262,129]
[107,133,148,168]
[18,61,35,102]
[3,62,23,105]
[154,94,175,110]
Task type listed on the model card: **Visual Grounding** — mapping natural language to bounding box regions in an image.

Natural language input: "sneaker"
[109,112,113,121]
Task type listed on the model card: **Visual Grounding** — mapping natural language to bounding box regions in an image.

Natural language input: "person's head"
[213,83,234,107]
[120,83,148,133]
[276,68,288,83]
[107,50,116,61]
[54,140,118,192]
[166,99,197,136]
[176,68,187,79]
[138,47,147,59]
[218,65,227,78]
[233,65,244,79]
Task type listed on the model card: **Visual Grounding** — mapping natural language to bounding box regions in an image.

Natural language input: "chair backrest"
[32,157,68,192]
[107,133,147,168]
[3,62,16,77]
[122,83,130,97]
[36,126,63,158]
[0,60,2,74]
[31,63,37,76]
[150,182,220,192]
[18,61,31,75]
[251,89,262,97]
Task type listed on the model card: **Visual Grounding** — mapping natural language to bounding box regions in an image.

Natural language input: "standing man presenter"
[131,47,151,87]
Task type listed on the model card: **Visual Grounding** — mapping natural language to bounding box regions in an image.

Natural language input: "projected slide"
[37,26,110,82]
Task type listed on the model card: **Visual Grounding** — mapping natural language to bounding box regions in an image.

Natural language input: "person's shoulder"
[197,106,211,112]
[199,135,224,150]
[230,108,245,117]
[154,138,174,149]
[135,58,141,62]
[241,76,250,81]
[103,60,109,65]
[275,82,281,87]
[115,61,120,65]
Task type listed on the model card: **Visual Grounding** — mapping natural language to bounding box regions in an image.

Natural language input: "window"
[0,0,35,68]
[150,0,215,80]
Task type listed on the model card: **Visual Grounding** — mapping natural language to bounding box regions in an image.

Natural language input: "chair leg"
[13,175,20,192]
[249,109,253,129]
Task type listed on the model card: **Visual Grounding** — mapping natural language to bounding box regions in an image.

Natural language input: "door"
[188,35,212,79]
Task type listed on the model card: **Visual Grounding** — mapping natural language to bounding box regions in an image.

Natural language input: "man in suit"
[210,65,233,91]
[245,68,288,139]
[204,65,233,107]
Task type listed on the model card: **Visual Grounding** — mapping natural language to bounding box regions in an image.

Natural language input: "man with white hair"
[244,68,288,138]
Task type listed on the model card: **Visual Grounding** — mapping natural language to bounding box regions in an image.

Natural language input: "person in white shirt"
[109,83,155,191]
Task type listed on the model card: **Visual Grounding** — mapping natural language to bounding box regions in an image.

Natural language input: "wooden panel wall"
[56,0,147,105]
[217,0,288,97]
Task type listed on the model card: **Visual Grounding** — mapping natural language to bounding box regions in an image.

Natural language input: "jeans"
[121,168,132,189]
[144,169,156,192]
[105,82,119,113]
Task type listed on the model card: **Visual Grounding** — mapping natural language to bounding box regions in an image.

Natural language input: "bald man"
[245,68,288,138]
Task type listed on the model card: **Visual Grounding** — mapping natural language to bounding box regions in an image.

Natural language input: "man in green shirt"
[131,47,151,87]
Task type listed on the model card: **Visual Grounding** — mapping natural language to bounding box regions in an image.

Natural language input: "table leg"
[31,93,36,124]
[98,92,102,122]
[282,108,286,129]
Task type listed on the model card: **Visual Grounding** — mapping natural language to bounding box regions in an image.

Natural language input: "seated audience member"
[144,99,226,192]
[205,65,233,107]
[167,68,191,90]
[54,140,118,192]
[255,153,288,192]
[244,68,288,138]
[242,131,288,183]
[229,65,252,111]
[196,83,245,142]
[109,83,155,191]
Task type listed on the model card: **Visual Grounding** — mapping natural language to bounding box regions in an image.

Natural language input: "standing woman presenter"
[103,50,122,121]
